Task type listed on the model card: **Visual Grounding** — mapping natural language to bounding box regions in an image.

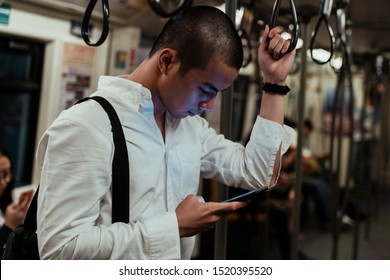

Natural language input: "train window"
[0,34,44,186]
[0,52,31,80]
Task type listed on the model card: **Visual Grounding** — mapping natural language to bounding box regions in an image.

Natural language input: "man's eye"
[198,86,217,96]
[198,86,210,94]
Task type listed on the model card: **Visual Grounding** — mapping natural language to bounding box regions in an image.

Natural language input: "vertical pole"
[335,69,345,259]
[291,17,309,260]
[291,16,310,260]
[382,77,390,187]
[214,0,237,260]
[330,67,344,259]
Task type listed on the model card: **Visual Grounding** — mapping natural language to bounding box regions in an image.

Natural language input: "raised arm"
[258,25,296,185]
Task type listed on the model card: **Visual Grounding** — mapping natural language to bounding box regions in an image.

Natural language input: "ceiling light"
[308,48,332,63]
[331,56,343,70]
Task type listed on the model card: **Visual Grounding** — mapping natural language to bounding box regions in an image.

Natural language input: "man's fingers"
[228,200,249,210]
[268,35,294,60]
[268,35,284,57]
[268,25,285,38]
[212,200,249,216]
[281,39,292,53]
[259,24,270,51]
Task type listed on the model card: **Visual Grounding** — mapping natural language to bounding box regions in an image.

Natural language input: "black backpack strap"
[76,96,130,223]
[22,96,130,234]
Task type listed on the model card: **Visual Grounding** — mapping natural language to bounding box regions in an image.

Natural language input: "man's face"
[159,54,239,119]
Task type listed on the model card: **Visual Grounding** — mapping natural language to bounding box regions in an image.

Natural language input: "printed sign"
[0,3,11,25]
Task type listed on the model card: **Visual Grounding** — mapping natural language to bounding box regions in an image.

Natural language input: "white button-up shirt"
[36,76,294,259]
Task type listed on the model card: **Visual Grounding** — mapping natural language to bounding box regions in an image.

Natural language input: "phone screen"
[222,189,263,203]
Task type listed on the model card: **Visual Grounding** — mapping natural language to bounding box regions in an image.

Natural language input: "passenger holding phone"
[0,145,33,256]
[36,6,295,259]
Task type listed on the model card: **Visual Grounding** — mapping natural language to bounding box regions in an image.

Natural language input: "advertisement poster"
[59,42,95,111]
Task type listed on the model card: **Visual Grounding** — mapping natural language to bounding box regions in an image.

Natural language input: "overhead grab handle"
[81,0,110,47]
[270,0,299,54]
[238,7,254,68]
[148,0,193,18]
[310,0,336,65]
[320,0,333,17]
[336,0,347,41]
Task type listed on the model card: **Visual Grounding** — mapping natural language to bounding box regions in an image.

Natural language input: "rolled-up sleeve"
[200,116,295,190]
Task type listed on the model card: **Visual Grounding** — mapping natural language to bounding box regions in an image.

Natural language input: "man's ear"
[158,49,175,74]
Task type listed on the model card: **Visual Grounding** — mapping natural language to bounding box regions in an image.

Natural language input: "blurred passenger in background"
[281,119,331,229]
[352,83,382,189]
[0,145,33,256]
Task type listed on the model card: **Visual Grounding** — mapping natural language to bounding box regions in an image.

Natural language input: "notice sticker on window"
[0,3,11,25]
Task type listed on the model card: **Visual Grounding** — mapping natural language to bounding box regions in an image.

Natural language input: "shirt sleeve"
[36,106,180,260]
[200,116,295,189]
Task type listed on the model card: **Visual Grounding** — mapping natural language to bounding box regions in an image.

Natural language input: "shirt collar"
[97,75,154,118]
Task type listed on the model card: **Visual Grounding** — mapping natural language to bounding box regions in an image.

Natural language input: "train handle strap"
[310,0,336,65]
[270,0,299,54]
[336,1,347,41]
[238,29,253,68]
[81,0,110,47]
[310,16,335,65]
[148,0,193,18]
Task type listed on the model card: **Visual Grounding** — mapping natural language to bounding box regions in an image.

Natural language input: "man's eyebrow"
[202,82,219,93]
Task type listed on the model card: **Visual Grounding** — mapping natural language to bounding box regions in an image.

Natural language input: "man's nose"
[199,97,216,112]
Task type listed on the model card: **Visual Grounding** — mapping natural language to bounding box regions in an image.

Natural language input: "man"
[36,6,295,259]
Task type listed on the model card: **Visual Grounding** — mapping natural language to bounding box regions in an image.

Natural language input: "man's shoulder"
[51,98,113,137]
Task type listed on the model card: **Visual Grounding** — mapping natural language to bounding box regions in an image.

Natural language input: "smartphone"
[222,189,264,203]
[18,189,34,205]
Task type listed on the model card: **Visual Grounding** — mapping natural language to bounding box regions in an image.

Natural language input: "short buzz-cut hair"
[148,5,243,75]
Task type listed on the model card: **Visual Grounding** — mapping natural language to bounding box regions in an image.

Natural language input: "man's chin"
[188,111,196,117]
[170,111,197,119]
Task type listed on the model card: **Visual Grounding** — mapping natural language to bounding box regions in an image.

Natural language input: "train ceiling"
[10,0,390,58]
